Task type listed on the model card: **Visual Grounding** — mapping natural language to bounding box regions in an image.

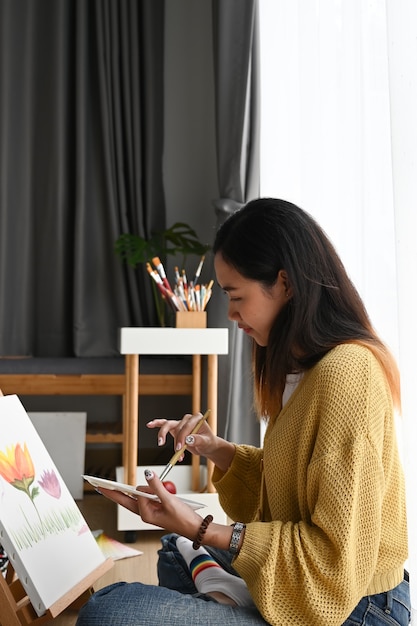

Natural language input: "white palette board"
[115,465,227,531]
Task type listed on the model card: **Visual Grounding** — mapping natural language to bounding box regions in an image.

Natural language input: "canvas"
[0,394,106,617]
[29,411,87,499]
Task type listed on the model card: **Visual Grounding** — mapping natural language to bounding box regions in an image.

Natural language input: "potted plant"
[115,223,210,326]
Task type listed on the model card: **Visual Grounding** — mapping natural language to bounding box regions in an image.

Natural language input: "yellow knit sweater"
[213,344,408,625]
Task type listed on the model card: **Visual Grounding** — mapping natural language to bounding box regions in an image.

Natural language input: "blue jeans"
[76,534,411,625]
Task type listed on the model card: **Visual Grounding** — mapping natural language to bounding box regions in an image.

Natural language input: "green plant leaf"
[114,222,210,268]
[114,222,211,325]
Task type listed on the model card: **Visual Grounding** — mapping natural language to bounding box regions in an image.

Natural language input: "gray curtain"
[0,0,165,357]
[209,0,260,445]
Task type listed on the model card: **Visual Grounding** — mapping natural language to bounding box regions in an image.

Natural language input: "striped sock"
[189,552,223,582]
[176,536,254,607]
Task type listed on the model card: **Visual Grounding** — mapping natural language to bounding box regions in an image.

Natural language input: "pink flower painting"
[39,469,61,499]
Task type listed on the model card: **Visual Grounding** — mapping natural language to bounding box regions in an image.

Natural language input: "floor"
[42,494,164,625]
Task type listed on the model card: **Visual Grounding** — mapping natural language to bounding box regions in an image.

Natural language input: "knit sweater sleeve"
[214,345,407,626]
[212,444,264,523]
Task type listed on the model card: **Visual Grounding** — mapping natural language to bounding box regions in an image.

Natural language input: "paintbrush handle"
[159,410,210,481]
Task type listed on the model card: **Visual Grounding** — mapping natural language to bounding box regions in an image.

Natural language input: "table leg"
[191,355,202,491]
[122,394,128,474]
[206,353,218,492]
[125,354,139,486]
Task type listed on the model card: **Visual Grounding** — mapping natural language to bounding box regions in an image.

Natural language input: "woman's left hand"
[97,470,203,539]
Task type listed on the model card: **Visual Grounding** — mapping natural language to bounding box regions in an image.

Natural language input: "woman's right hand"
[146,412,235,472]
[147,412,217,458]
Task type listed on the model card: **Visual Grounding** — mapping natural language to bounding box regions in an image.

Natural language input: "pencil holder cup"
[175,311,207,329]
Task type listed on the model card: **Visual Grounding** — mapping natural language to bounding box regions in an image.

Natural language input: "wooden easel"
[0,557,113,626]
[0,389,113,625]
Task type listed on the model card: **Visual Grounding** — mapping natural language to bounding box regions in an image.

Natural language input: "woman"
[77,198,410,625]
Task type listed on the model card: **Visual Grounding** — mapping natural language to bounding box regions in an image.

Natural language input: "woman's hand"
[98,470,203,539]
[147,412,218,461]
[146,412,236,472]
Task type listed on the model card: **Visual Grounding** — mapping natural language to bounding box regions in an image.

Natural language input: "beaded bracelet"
[192,514,214,550]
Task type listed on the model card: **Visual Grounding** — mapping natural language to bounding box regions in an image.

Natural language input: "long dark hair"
[213,198,400,417]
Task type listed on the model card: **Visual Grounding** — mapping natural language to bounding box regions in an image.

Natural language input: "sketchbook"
[0,394,107,617]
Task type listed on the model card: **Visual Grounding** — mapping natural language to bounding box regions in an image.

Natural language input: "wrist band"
[192,514,213,550]
[229,521,246,555]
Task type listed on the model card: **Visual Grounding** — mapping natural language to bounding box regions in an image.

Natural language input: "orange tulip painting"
[0,442,45,534]
[1,439,84,555]
[0,436,83,549]
[0,442,36,491]
[0,395,107,615]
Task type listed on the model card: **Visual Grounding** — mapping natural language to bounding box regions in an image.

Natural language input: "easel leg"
[0,563,22,625]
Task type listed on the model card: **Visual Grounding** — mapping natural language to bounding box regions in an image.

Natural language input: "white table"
[119,328,229,493]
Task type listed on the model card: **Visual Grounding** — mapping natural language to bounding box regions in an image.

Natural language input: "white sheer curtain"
[259,0,417,618]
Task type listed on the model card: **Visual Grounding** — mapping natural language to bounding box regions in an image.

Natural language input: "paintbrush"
[159,410,210,482]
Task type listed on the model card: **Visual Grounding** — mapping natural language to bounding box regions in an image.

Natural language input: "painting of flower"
[0,442,35,489]
[0,442,46,534]
[39,469,61,499]
[0,394,106,617]
[0,442,81,545]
